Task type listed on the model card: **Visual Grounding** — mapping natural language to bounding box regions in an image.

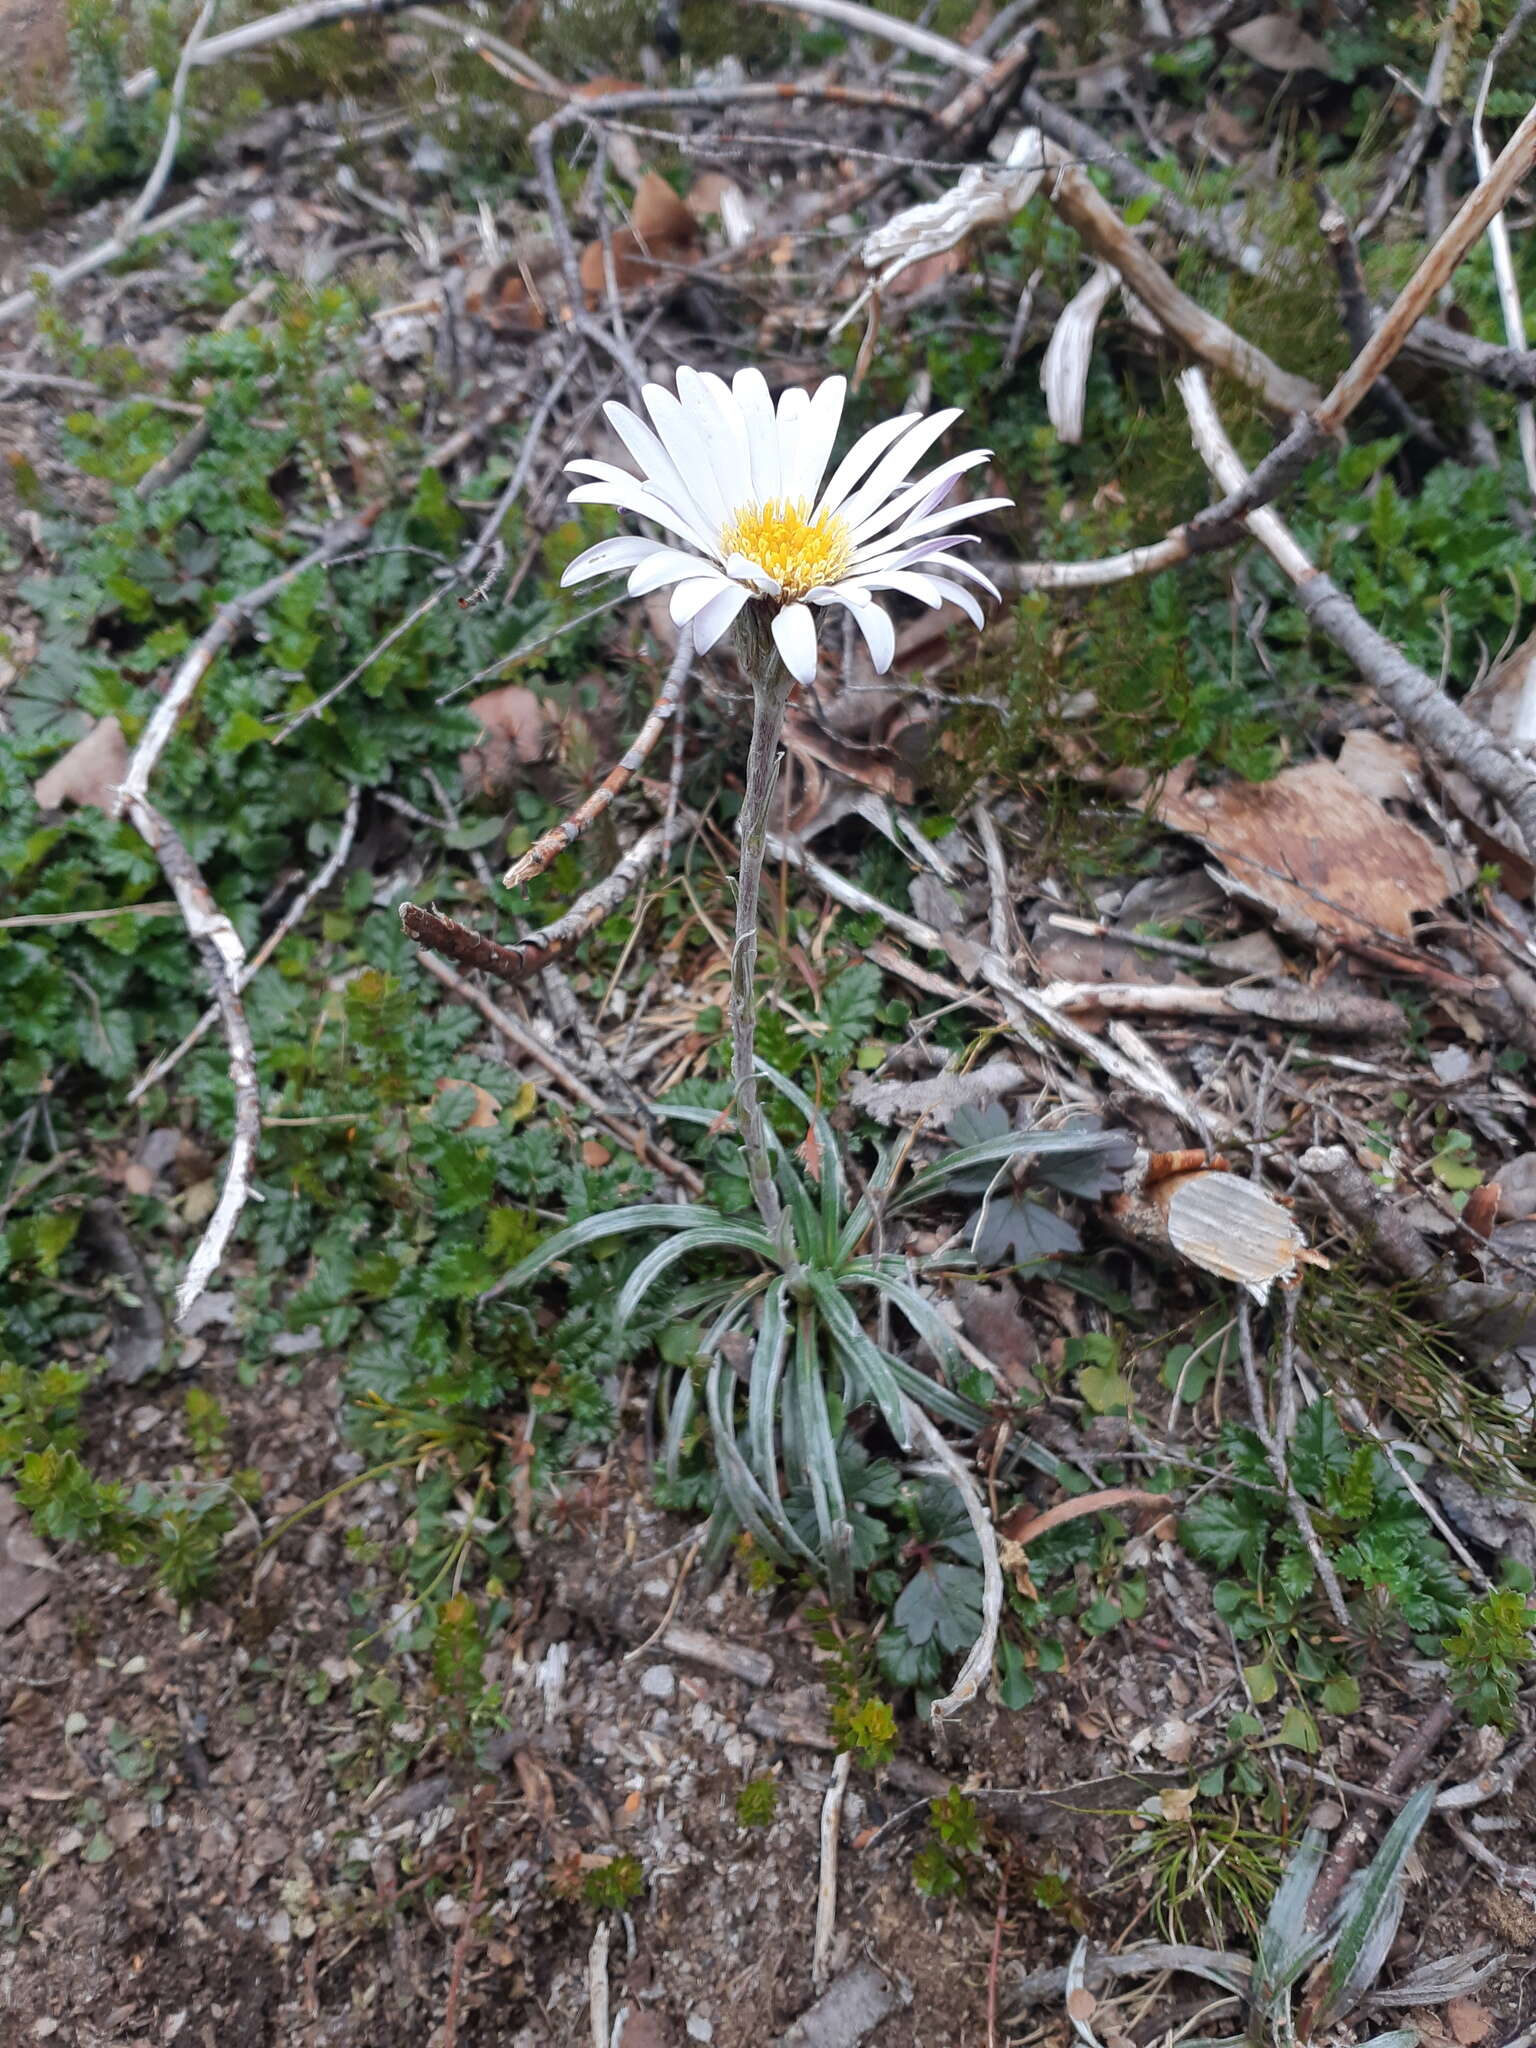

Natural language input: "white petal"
[771,602,819,685]
[690,581,751,652]
[775,384,810,500]
[568,476,721,556]
[670,575,735,625]
[675,366,748,519]
[848,449,990,548]
[813,409,923,520]
[732,367,781,505]
[696,371,755,504]
[786,375,847,507]
[643,382,729,529]
[566,456,643,487]
[841,595,896,672]
[627,546,715,596]
[861,569,943,608]
[848,532,985,578]
[600,401,700,520]
[726,551,781,598]
[857,496,1013,550]
[918,575,987,628]
[561,535,669,588]
[834,408,964,532]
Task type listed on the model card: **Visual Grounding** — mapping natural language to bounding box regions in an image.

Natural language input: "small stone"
[639,1664,676,1702]
[264,1909,292,1947]
[63,1713,87,1738]
[685,2020,713,2043]
[120,1655,147,1678]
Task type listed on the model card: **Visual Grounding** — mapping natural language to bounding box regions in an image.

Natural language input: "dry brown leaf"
[1066,1987,1098,2024]
[33,716,128,811]
[462,684,546,798]
[1001,1486,1171,1545]
[1153,759,1456,946]
[630,170,697,247]
[580,171,700,298]
[1446,1998,1495,2046]
[1157,1785,1198,1823]
[581,1139,612,1169]
[1229,13,1334,73]
[886,244,969,302]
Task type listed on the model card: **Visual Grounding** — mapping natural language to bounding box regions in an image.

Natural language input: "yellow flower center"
[719,497,854,603]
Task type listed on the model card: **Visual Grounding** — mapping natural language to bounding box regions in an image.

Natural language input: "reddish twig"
[1307,1699,1455,1924]
[440,1822,486,2048]
[987,1864,1008,2048]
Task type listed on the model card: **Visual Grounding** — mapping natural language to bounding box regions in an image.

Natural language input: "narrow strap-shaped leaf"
[747,1278,791,1495]
[1251,1824,1329,2014]
[615,1221,775,1325]
[808,1269,912,1450]
[504,1204,721,1289]
[792,1308,854,1602]
[1317,1784,1435,2026]
[755,1058,847,1243]
[706,1360,819,1569]
[662,1367,697,1490]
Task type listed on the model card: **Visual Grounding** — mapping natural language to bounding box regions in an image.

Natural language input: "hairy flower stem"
[731,616,794,1248]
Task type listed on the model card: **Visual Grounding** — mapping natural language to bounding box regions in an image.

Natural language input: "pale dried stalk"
[813,1750,853,1991]
[0,195,205,331]
[121,796,259,1324]
[118,0,456,103]
[1472,10,1536,503]
[130,789,360,1104]
[907,1398,1003,1722]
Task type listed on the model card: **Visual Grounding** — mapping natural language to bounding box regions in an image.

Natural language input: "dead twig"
[1308,1698,1456,1923]
[131,787,360,1104]
[116,0,218,253]
[1235,1299,1353,1635]
[403,816,675,989]
[813,1750,853,1991]
[120,797,259,1323]
[118,0,463,105]
[0,195,206,331]
[414,950,704,1196]
[503,631,694,889]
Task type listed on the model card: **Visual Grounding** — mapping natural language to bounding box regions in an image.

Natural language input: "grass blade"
[808,1270,911,1449]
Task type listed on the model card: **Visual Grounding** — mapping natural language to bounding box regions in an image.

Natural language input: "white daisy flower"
[559,367,1009,687]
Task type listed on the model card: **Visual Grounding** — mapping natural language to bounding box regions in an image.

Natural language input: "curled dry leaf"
[32,715,128,811]
[1152,758,1461,947]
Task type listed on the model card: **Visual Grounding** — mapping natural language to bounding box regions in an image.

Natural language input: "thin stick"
[587,1917,610,2048]
[1308,1699,1455,1923]
[116,0,218,250]
[503,630,693,890]
[116,511,381,814]
[0,902,178,930]
[117,0,462,104]
[121,796,259,1322]
[813,1750,853,1991]
[906,1397,1003,1722]
[402,819,672,988]
[1357,5,1461,239]
[129,788,360,1103]
[0,194,206,331]
[1471,6,1536,498]
[415,950,704,1195]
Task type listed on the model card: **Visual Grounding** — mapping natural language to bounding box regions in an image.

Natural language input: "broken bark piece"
[776,1961,910,2048]
[1107,1162,1316,1302]
[1152,758,1462,947]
